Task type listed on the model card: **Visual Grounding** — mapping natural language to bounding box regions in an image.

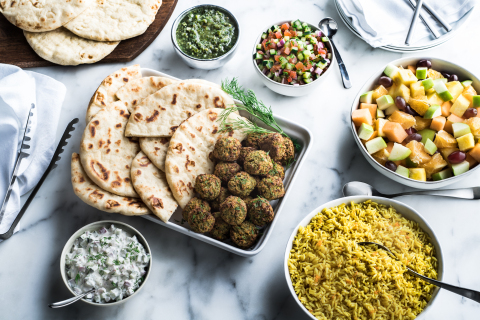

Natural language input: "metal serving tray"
[140,68,313,257]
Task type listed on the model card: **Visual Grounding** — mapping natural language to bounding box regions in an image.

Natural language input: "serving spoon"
[358,242,480,303]
[318,18,352,89]
[343,181,480,200]
[49,288,95,308]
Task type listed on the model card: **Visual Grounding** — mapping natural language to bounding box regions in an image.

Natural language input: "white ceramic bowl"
[252,20,335,97]
[60,220,152,306]
[351,57,480,189]
[284,196,444,320]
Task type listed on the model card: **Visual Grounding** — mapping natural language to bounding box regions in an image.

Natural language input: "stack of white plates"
[334,0,475,52]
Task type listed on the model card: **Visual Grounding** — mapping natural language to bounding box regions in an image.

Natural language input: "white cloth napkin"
[0,64,66,236]
[337,0,477,47]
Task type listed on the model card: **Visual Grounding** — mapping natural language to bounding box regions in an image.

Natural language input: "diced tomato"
[284,30,292,37]
[291,31,297,37]
[289,71,297,79]
[281,23,290,30]
[299,46,304,51]
[271,64,281,72]
[284,47,291,55]
[274,55,281,62]
[269,42,277,49]
[318,49,327,55]
[295,62,305,71]
[306,63,312,70]
[287,77,292,83]
[288,57,297,64]
[277,47,285,55]
[275,31,282,39]
[262,39,268,50]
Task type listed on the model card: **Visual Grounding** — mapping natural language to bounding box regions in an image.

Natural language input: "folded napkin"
[0,64,66,236]
[337,0,476,47]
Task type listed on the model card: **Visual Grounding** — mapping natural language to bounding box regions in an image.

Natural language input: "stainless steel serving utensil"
[342,181,480,200]
[405,0,424,45]
[358,242,480,303]
[319,17,351,89]
[421,0,452,32]
[49,288,95,308]
[406,0,440,39]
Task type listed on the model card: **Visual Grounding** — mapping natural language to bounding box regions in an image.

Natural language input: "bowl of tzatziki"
[60,220,152,306]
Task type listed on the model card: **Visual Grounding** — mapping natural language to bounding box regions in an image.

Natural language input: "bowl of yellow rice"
[284,196,443,320]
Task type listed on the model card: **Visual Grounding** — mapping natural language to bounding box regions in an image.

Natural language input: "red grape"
[416,60,432,68]
[395,96,406,111]
[379,76,393,88]
[385,161,397,171]
[404,133,422,143]
[448,74,459,82]
[448,151,466,164]
[463,108,477,119]
[405,105,419,116]
[405,127,417,135]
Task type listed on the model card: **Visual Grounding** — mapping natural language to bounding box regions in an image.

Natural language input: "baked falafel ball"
[188,210,215,233]
[213,136,241,161]
[280,137,295,165]
[237,147,256,166]
[214,162,242,182]
[244,133,268,149]
[211,212,231,240]
[194,174,221,200]
[259,133,286,162]
[257,176,285,200]
[244,150,273,175]
[183,197,211,221]
[230,221,259,248]
[211,187,230,211]
[220,196,247,225]
[248,197,274,226]
[266,162,285,180]
[227,171,256,197]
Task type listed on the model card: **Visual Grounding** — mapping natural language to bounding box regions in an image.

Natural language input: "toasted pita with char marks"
[139,137,170,172]
[131,151,178,222]
[71,153,149,215]
[125,82,235,138]
[165,108,248,208]
[80,101,140,198]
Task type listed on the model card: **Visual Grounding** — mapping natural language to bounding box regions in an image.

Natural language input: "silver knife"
[0,103,34,225]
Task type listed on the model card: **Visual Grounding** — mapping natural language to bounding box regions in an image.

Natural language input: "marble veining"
[1,0,480,319]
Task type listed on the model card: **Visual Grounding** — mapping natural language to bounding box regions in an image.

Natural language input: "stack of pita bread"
[1,0,162,65]
[71,64,249,223]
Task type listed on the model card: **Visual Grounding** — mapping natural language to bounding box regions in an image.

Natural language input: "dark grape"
[405,127,417,135]
[395,96,406,111]
[448,74,459,82]
[417,60,432,69]
[448,151,466,164]
[434,150,440,155]
[442,72,451,79]
[404,133,422,143]
[385,161,397,172]
[463,108,477,119]
[379,76,393,88]
[405,105,419,117]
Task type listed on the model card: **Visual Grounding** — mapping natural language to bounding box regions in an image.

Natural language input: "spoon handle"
[49,289,95,308]
[389,188,478,200]
[330,40,351,89]
[408,269,480,303]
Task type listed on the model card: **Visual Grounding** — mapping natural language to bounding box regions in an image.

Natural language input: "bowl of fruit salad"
[253,19,335,97]
[351,57,480,189]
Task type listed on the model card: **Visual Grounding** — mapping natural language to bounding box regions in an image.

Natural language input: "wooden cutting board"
[0,0,178,68]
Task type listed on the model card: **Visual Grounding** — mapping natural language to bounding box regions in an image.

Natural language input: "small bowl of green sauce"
[171,4,240,70]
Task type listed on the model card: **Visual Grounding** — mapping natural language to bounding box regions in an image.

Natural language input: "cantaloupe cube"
[457,133,475,152]
[410,168,427,181]
[427,92,444,106]
[463,85,478,104]
[410,82,425,98]
[427,69,444,80]
[389,110,416,129]
[466,154,478,169]
[441,101,452,117]
[446,81,465,102]
[445,114,464,133]
[396,69,418,86]
[352,108,373,127]
[469,143,480,162]
[360,103,378,119]
[450,94,471,117]
[413,116,432,131]
[383,122,408,143]
[463,117,480,139]
[434,130,457,148]
[372,148,390,165]
[430,116,446,131]
[440,147,459,160]
[372,85,388,101]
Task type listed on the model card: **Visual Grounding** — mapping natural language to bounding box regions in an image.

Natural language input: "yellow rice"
[288,201,437,320]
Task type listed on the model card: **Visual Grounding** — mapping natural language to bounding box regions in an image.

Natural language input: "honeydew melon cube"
[397,69,418,86]
[452,123,471,138]
[457,133,475,152]
[445,81,464,102]
[375,118,388,137]
[423,105,442,119]
[384,64,399,78]
[434,81,453,101]
[376,109,385,118]
[365,137,387,154]
[388,143,412,161]
[432,168,453,180]
[410,82,425,98]
[450,94,471,117]
[416,67,427,80]
[358,123,375,140]
[418,129,436,145]
[452,161,469,176]
[409,168,427,181]
[360,91,374,104]
[422,78,435,91]
[376,95,395,110]
[424,139,437,155]
[461,80,473,88]
[396,165,410,178]
[473,95,480,108]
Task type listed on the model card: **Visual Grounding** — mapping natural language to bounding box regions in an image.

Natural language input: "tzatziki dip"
[65,224,150,303]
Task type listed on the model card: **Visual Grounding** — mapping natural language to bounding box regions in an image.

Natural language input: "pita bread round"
[86,64,141,123]
[0,0,92,32]
[125,82,235,138]
[71,153,149,216]
[139,137,170,172]
[115,77,177,114]
[131,151,178,222]
[80,101,140,198]
[165,108,248,208]
[24,28,119,66]
[65,0,162,41]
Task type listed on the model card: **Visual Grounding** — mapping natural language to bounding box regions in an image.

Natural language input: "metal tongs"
[0,116,79,240]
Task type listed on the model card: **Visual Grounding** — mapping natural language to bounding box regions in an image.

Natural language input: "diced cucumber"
[296,31,303,37]
[452,161,469,176]
[303,49,312,57]
[376,109,385,118]
[388,143,412,161]
[376,95,395,110]
[365,137,387,154]
[360,91,374,104]
[424,139,437,155]
[433,81,453,101]
[291,47,298,53]
[418,129,436,145]
[256,44,262,50]
[285,63,293,70]
[317,60,328,69]
[461,80,473,88]
[284,36,290,41]
[396,165,410,178]
[452,123,471,138]
[269,49,276,55]
[416,67,427,80]
[383,64,399,78]
[302,72,311,79]
[321,37,329,42]
[297,52,304,61]
[422,78,435,91]
[304,78,313,84]
[432,168,453,181]
[255,53,264,60]
[266,72,273,79]
[261,33,267,39]
[302,22,309,29]
[473,96,480,108]
[306,44,314,51]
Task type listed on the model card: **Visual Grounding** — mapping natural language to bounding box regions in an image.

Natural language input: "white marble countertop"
[1,0,480,319]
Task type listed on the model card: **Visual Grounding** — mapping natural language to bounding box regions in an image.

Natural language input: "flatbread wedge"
[86,64,141,123]
[71,153,149,215]
[125,81,235,137]
[139,137,170,172]
[80,101,140,198]
[24,28,119,66]
[115,76,177,113]
[165,108,248,208]
[131,151,178,222]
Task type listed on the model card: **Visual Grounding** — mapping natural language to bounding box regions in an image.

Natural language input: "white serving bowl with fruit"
[351,57,480,189]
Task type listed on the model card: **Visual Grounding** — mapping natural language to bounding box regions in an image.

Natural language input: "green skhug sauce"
[176,7,237,60]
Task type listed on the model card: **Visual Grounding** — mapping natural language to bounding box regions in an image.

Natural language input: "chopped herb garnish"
[75,274,81,284]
